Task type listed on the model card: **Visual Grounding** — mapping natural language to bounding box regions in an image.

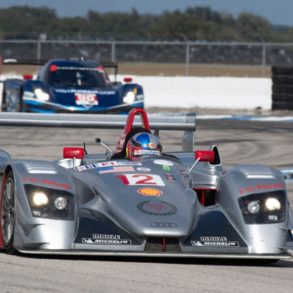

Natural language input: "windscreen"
[48,66,109,88]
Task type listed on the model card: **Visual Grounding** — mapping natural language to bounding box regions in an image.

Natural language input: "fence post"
[111,41,116,62]
[37,40,42,60]
[185,42,190,76]
[261,43,266,77]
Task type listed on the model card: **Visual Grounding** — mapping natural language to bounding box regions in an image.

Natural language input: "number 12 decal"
[118,174,165,186]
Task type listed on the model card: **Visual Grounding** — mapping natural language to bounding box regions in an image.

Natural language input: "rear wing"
[2,58,117,68]
[2,59,46,65]
[0,112,196,151]
[1,58,118,81]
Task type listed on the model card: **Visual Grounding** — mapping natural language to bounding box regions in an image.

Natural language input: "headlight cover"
[34,88,50,101]
[31,191,49,207]
[25,184,74,219]
[123,91,136,104]
[238,190,286,224]
[247,200,261,214]
[264,197,281,211]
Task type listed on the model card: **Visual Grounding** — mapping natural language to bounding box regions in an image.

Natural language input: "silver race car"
[0,109,292,260]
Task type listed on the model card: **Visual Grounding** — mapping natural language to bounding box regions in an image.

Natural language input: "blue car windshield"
[48,68,109,88]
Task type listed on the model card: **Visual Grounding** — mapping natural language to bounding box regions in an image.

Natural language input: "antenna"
[83,142,88,154]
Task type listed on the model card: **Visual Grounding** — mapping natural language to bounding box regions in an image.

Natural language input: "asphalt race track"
[0,118,293,293]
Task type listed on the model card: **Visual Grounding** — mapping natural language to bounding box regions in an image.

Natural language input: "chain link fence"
[1,40,293,76]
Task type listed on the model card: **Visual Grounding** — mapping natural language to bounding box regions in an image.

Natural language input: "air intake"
[23,162,57,174]
[238,165,275,179]
[145,238,181,253]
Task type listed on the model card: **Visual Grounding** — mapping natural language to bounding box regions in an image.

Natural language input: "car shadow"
[16,252,293,267]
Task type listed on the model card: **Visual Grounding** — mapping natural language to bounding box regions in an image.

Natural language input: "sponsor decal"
[97,161,120,167]
[75,93,98,106]
[117,174,165,186]
[190,236,239,247]
[75,165,89,172]
[82,234,131,245]
[93,234,120,239]
[153,159,174,166]
[54,89,115,95]
[22,177,71,190]
[165,173,176,182]
[240,183,285,195]
[150,222,177,228]
[133,149,160,156]
[137,200,177,216]
[98,166,134,174]
[82,238,131,245]
[75,161,142,172]
[162,165,171,172]
[136,167,151,172]
[119,161,142,166]
[137,187,163,196]
[75,163,99,171]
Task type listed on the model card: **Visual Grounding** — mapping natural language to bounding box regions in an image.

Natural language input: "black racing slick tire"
[271,65,293,76]
[1,171,17,254]
[1,84,7,112]
[1,85,23,112]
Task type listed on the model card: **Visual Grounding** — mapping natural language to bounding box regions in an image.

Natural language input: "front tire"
[1,171,17,254]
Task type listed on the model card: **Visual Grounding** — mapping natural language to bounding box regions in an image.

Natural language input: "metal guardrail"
[0,112,196,151]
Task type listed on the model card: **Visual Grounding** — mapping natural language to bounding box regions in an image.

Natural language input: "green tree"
[236,13,272,41]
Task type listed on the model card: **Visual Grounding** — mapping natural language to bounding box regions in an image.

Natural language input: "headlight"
[238,190,286,224]
[54,197,68,210]
[34,88,50,101]
[25,185,74,219]
[265,197,281,211]
[247,201,260,214]
[123,91,136,104]
[31,191,49,207]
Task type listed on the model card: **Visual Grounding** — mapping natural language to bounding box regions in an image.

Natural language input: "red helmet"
[126,132,162,160]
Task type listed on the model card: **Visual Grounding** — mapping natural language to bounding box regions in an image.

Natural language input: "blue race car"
[1,59,144,113]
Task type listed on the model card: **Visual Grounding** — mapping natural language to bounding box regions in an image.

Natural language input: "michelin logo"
[191,236,239,247]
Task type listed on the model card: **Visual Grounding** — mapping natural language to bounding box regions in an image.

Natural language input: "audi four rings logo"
[150,222,177,228]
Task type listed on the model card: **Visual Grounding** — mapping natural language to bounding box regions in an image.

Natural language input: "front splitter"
[17,250,292,260]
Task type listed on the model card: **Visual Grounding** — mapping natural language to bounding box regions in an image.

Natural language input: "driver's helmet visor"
[130,133,162,157]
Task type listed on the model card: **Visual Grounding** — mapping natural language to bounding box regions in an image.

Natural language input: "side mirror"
[63,147,85,159]
[23,74,33,80]
[95,137,113,154]
[123,77,133,83]
[195,150,215,163]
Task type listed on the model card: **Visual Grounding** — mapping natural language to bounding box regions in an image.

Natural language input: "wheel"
[1,85,22,112]
[1,85,7,112]
[1,171,17,254]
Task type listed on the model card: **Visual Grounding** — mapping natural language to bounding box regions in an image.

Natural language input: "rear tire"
[1,85,7,112]
[1,85,22,112]
[1,171,17,254]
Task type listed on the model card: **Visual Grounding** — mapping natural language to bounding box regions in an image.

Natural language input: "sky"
[0,0,291,26]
